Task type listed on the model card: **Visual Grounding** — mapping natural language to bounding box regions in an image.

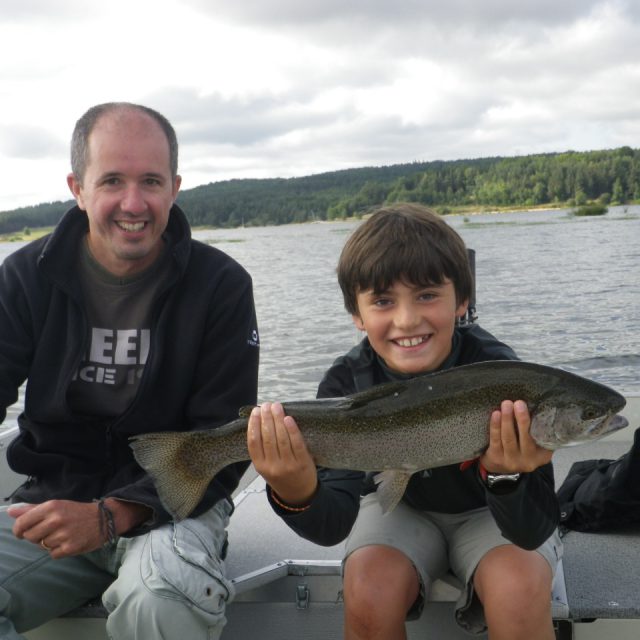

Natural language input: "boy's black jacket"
[270,326,559,550]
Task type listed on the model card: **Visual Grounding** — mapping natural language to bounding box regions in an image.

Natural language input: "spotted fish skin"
[130,360,628,520]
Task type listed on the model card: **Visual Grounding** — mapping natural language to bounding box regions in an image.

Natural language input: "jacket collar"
[38,204,192,287]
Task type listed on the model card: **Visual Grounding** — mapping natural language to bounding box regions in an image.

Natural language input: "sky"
[1,0,639,212]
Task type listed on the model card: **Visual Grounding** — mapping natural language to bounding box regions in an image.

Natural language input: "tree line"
[1,147,637,234]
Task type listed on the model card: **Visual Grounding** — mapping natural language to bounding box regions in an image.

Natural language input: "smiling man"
[0,103,260,639]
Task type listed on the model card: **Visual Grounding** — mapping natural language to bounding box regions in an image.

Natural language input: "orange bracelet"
[269,489,312,513]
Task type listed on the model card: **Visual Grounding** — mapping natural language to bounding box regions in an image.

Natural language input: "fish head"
[529,381,628,449]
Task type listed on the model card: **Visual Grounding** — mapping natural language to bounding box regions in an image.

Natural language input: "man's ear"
[172,174,182,200]
[66,173,86,211]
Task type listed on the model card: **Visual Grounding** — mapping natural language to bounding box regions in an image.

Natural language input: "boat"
[1,248,637,639]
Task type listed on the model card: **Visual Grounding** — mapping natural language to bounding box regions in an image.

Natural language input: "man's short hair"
[70,102,178,184]
[337,203,473,315]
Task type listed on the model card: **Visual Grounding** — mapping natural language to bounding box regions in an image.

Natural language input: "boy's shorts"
[344,493,563,634]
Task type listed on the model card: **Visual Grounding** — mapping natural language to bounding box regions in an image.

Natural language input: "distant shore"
[0,202,623,243]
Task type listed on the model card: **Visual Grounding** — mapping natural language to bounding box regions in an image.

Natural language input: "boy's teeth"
[397,337,424,347]
[118,221,145,232]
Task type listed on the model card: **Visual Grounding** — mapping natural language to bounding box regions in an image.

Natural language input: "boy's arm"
[480,400,560,549]
[248,401,363,546]
[483,463,558,549]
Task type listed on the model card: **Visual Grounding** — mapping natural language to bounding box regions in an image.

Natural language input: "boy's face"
[352,279,468,375]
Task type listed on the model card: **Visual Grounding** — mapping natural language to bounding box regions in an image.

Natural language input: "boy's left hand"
[480,400,553,474]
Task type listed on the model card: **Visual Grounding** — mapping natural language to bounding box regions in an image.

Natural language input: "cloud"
[0,0,638,211]
[0,125,66,159]
[184,0,602,29]
[1,0,99,22]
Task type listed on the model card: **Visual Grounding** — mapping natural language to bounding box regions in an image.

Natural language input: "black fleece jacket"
[269,326,559,550]
[0,205,259,532]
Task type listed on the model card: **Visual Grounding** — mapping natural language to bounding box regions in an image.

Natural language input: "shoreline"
[1,202,634,243]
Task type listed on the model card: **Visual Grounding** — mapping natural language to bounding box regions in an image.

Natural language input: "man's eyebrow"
[97,171,166,181]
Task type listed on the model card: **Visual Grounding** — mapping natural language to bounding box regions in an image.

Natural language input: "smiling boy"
[249,203,561,639]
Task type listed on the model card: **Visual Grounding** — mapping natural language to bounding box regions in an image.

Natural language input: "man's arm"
[8,498,151,559]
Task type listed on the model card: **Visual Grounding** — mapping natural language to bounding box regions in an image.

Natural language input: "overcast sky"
[1,0,638,211]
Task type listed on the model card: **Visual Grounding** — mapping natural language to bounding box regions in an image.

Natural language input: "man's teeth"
[397,337,425,347]
[117,221,145,232]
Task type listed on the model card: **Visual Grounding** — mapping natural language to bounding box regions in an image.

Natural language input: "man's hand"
[8,499,151,559]
[247,402,318,507]
[480,400,553,474]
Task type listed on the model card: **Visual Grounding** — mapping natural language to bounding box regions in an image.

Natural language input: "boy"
[248,203,561,639]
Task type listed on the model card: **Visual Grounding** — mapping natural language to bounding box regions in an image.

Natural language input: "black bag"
[557,427,640,532]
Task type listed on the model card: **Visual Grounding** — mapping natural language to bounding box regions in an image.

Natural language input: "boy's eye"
[372,297,392,307]
[418,292,437,301]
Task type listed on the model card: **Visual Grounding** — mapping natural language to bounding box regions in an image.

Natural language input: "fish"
[130,360,628,521]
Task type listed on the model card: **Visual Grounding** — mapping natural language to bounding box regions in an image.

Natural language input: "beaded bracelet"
[269,488,312,513]
[96,499,117,547]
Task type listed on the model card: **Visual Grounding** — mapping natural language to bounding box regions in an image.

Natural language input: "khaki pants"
[0,501,233,639]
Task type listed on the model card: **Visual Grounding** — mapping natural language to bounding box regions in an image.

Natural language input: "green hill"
[1,147,637,234]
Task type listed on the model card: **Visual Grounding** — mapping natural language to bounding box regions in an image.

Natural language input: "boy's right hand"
[247,402,318,508]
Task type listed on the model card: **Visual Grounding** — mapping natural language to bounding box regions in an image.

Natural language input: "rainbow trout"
[130,360,628,520]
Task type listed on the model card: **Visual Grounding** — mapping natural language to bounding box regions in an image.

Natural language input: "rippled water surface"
[1,205,638,425]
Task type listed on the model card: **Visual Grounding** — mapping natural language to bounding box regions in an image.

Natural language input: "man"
[0,102,259,638]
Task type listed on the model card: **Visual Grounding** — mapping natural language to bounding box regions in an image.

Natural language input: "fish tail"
[130,431,213,521]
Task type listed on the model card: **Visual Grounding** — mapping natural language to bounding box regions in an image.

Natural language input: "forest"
[0,146,638,235]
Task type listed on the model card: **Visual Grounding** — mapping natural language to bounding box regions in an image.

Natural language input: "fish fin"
[130,432,213,522]
[238,405,257,418]
[348,381,409,410]
[373,470,412,514]
[529,406,557,447]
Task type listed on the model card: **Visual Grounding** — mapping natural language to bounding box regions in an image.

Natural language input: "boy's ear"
[351,314,365,331]
[456,299,469,319]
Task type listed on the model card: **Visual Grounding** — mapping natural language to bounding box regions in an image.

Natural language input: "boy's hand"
[480,400,553,474]
[247,402,318,507]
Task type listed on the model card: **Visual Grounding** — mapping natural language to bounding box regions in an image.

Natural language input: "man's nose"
[121,185,147,214]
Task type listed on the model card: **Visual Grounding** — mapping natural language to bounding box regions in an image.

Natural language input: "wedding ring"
[40,538,51,551]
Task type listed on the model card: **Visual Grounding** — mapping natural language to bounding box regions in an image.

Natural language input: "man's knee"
[104,513,233,639]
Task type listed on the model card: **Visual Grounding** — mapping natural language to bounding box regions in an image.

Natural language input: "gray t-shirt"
[67,237,172,417]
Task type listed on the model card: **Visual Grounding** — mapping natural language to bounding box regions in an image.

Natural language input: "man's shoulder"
[1,234,50,272]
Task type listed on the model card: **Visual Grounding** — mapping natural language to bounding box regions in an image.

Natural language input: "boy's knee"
[475,547,553,614]
[344,546,420,622]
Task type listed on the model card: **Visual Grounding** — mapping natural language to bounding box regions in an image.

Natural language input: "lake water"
[0,205,638,427]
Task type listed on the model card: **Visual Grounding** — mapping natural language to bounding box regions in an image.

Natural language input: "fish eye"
[582,406,599,420]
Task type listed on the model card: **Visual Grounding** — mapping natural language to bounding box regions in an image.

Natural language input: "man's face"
[67,109,181,277]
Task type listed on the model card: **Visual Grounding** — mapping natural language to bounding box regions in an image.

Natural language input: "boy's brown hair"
[337,203,473,315]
